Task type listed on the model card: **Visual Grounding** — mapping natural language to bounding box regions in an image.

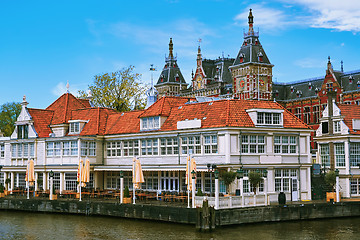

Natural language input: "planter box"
[326,192,341,202]
[123,197,132,204]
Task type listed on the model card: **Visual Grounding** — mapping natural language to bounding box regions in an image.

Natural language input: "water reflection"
[0,211,360,240]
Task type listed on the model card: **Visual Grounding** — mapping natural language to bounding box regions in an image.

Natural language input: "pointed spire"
[327,56,333,75]
[248,9,254,35]
[341,60,344,72]
[168,38,174,59]
[197,39,202,68]
[66,80,70,93]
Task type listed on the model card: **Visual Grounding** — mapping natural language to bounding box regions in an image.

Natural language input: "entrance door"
[291,178,298,201]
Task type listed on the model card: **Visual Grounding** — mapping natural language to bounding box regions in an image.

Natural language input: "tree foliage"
[78,66,147,112]
[325,171,336,192]
[220,170,237,194]
[249,171,263,194]
[0,102,21,136]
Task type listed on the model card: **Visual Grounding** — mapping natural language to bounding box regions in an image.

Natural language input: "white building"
[0,92,313,202]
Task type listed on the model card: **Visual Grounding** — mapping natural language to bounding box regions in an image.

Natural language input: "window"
[313,105,320,123]
[17,125,28,139]
[334,121,341,133]
[0,144,4,158]
[304,107,310,124]
[351,178,360,195]
[181,136,201,155]
[274,136,297,154]
[320,144,330,166]
[63,141,78,156]
[241,135,265,153]
[69,122,80,134]
[242,169,265,193]
[143,171,159,190]
[123,140,139,157]
[106,141,122,157]
[141,139,158,156]
[204,135,218,154]
[46,142,61,156]
[274,169,297,192]
[257,112,281,125]
[322,122,329,134]
[350,143,360,166]
[295,108,301,120]
[81,141,96,156]
[141,116,160,130]
[65,173,78,191]
[160,138,178,155]
[11,143,35,158]
[335,143,345,167]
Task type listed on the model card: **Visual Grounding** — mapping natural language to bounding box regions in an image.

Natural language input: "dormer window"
[240,53,245,63]
[257,52,263,62]
[257,112,281,125]
[334,121,341,133]
[17,125,28,139]
[175,73,179,82]
[349,75,353,84]
[68,120,87,134]
[141,116,160,131]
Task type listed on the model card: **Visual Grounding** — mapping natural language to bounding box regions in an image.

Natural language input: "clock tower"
[229,9,274,100]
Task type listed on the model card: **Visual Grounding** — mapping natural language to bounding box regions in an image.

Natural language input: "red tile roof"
[27,108,54,138]
[106,110,145,135]
[46,93,90,125]
[338,104,360,135]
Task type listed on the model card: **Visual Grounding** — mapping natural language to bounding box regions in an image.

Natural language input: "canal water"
[1,211,360,240]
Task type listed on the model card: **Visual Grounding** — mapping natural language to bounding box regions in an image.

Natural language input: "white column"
[215,178,219,210]
[120,177,124,204]
[43,172,47,191]
[60,172,64,194]
[225,133,231,163]
[3,172,7,187]
[264,178,268,205]
[50,176,53,200]
[35,172,38,192]
[240,178,244,206]
[10,172,14,191]
[192,177,196,208]
[345,141,350,175]
[336,175,340,202]
[16,173,19,188]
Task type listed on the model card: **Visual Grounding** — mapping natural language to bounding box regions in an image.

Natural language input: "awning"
[94,165,209,172]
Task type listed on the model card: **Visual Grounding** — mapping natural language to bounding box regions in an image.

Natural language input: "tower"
[155,38,187,97]
[229,9,274,100]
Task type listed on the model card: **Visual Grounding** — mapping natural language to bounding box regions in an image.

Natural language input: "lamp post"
[49,170,54,201]
[207,164,216,196]
[214,169,219,210]
[335,168,340,203]
[120,171,124,204]
[191,170,196,208]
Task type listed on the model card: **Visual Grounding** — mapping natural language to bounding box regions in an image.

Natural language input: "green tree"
[220,170,237,194]
[325,171,336,192]
[0,102,21,136]
[78,66,147,112]
[248,171,263,194]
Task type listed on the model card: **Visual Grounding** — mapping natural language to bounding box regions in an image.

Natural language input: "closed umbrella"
[25,159,35,199]
[82,158,90,186]
[132,158,144,204]
[186,157,196,191]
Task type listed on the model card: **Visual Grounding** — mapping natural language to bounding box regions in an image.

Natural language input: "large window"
[304,107,310,124]
[12,143,35,158]
[69,122,80,134]
[106,141,121,157]
[295,108,301,119]
[241,135,265,153]
[81,141,96,156]
[0,144,4,158]
[320,144,330,166]
[143,171,159,191]
[123,140,139,157]
[141,116,160,131]
[335,143,345,167]
[242,170,264,193]
[313,105,320,124]
[204,135,218,154]
[181,136,201,155]
[141,139,158,156]
[46,142,61,156]
[62,141,78,156]
[351,178,360,195]
[350,143,360,166]
[65,173,78,191]
[160,138,178,155]
[274,136,297,154]
[106,172,132,189]
[17,125,28,139]
[275,169,297,192]
[257,112,281,125]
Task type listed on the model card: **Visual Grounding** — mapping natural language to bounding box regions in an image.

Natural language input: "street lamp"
[214,169,219,179]
[191,170,196,208]
[49,170,54,200]
[207,164,216,196]
[120,171,124,204]
[263,169,268,178]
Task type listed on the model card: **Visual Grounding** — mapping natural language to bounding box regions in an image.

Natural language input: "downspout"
[239,131,242,167]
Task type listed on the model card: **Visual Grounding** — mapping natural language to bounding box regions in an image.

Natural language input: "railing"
[194,193,268,209]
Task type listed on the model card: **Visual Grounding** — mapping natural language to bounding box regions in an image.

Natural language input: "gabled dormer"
[68,120,88,135]
[246,108,284,127]
[11,96,38,139]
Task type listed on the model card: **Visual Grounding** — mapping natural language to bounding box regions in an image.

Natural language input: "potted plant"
[51,185,57,200]
[220,170,237,195]
[0,184,5,198]
[196,188,203,196]
[123,186,131,204]
[5,178,11,195]
[325,170,337,202]
[249,171,262,194]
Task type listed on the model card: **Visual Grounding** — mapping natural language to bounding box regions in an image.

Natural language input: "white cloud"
[52,82,81,97]
[294,57,326,69]
[283,0,360,32]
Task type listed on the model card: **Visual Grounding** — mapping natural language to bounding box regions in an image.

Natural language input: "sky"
[1,0,359,109]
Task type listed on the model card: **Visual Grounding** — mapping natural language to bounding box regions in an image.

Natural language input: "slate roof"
[202,58,235,84]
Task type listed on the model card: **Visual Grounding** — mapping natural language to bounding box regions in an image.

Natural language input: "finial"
[21,95,28,108]
[23,95,26,102]
[248,9,254,35]
[191,69,194,79]
[341,60,344,72]
[169,38,174,59]
[328,56,331,63]
[198,38,202,47]
[66,80,70,93]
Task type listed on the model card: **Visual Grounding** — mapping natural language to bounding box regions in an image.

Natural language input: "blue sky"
[1,0,359,108]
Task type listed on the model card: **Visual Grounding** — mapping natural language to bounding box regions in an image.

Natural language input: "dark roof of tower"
[202,58,235,84]
[155,38,187,87]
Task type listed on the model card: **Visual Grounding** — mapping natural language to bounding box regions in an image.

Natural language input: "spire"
[197,38,202,68]
[21,95,28,108]
[248,9,254,35]
[168,38,174,59]
[341,60,344,72]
